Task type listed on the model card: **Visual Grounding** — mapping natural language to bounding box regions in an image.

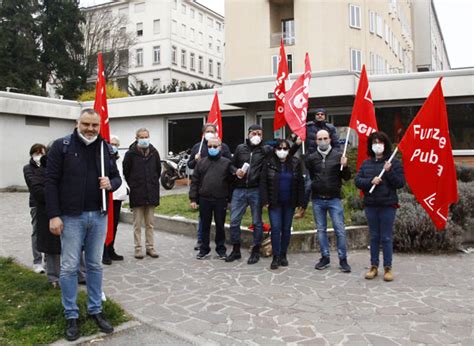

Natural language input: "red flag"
[349,65,378,171]
[94,52,114,245]
[273,39,288,131]
[284,53,311,141]
[208,91,223,139]
[398,78,458,230]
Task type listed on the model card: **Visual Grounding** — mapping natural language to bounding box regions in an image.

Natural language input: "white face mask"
[249,135,262,146]
[372,143,385,155]
[204,132,216,141]
[78,131,98,146]
[32,154,43,165]
[276,149,289,160]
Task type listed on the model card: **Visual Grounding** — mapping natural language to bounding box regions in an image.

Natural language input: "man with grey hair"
[123,127,161,259]
[45,108,121,340]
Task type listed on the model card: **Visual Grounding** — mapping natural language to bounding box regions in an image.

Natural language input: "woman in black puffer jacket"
[260,139,305,270]
[355,132,405,282]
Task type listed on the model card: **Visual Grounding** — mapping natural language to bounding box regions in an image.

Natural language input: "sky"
[80,0,474,69]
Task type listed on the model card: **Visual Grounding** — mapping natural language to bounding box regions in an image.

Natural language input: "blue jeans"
[365,206,396,268]
[229,188,263,246]
[312,198,347,259]
[60,211,106,319]
[269,202,295,256]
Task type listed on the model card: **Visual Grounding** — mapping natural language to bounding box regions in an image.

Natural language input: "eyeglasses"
[208,145,220,149]
[276,147,289,151]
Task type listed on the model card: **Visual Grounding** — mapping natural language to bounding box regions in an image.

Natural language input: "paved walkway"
[1,192,473,345]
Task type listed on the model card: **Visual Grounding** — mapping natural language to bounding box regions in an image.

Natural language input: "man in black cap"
[226,124,273,264]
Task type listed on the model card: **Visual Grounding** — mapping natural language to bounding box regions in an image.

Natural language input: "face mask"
[317,141,330,151]
[276,149,288,160]
[372,143,385,155]
[111,146,118,154]
[78,131,98,146]
[32,154,43,165]
[249,135,262,146]
[137,138,150,148]
[208,148,220,157]
[204,132,215,141]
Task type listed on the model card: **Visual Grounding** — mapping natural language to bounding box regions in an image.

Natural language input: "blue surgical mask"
[111,146,118,154]
[208,148,220,157]
[137,138,150,148]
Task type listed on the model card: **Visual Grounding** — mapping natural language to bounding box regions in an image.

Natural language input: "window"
[190,8,195,19]
[25,116,49,127]
[384,23,389,43]
[376,15,383,37]
[216,22,222,31]
[118,6,128,17]
[181,24,186,38]
[198,55,203,73]
[181,49,186,68]
[153,46,161,64]
[190,28,195,42]
[271,54,293,75]
[281,19,295,45]
[199,12,203,22]
[136,22,143,36]
[349,4,361,29]
[152,78,161,89]
[208,35,213,50]
[287,54,293,73]
[217,62,221,79]
[136,48,143,67]
[135,2,145,13]
[350,48,361,71]
[369,10,375,33]
[208,59,213,76]
[198,32,203,44]
[369,52,375,74]
[171,46,177,65]
[207,17,213,27]
[172,20,177,34]
[190,53,195,71]
[217,39,221,53]
[181,4,186,14]
[153,19,160,34]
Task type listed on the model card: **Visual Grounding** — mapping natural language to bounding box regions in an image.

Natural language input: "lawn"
[0,257,129,344]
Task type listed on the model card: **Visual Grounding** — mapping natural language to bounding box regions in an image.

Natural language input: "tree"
[82,8,136,82]
[77,83,128,101]
[39,0,87,99]
[128,81,158,96]
[0,0,43,95]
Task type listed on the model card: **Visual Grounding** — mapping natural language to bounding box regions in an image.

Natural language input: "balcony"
[270,32,295,47]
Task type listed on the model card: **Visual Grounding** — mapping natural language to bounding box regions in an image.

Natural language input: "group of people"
[23,107,405,341]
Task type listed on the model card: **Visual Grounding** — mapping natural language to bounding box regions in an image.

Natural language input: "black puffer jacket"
[189,154,232,202]
[187,140,232,169]
[306,121,340,154]
[23,159,41,207]
[305,148,351,199]
[231,140,273,189]
[123,142,161,208]
[260,154,305,208]
[355,156,405,206]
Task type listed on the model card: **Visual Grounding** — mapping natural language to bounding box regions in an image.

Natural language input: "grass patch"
[0,257,129,344]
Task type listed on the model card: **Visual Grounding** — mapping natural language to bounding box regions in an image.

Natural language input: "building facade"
[225,0,449,81]
[83,0,224,90]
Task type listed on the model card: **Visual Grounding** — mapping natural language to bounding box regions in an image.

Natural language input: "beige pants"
[133,206,155,250]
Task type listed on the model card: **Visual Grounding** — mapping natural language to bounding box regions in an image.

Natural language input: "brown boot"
[146,248,159,258]
[134,248,144,259]
[365,265,378,280]
[383,267,393,282]
[294,207,306,219]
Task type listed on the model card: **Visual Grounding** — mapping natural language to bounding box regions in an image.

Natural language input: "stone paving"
[1,192,473,345]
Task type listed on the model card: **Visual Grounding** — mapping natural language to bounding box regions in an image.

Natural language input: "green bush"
[456,164,474,183]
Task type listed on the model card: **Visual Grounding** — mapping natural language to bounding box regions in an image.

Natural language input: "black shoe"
[216,252,227,260]
[65,318,80,341]
[225,244,241,262]
[270,255,280,270]
[194,240,202,251]
[247,245,260,265]
[102,256,112,265]
[339,258,352,273]
[90,313,114,334]
[280,253,289,267]
[314,256,330,270]
[196,251,210,260]
[109,250,124,261]
[78,278,86,285]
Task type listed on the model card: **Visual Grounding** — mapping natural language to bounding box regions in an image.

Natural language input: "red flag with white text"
[398,78,458,230]
[208,91,223,139]
[273,39,288,131]
[94,52,114,245]
[349,65,378,171]
[284,53,311,141]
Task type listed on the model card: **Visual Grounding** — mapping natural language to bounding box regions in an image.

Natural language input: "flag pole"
[340,128,351,170]
[197,135,205,156]
[369,147,398,194]
[100,141,107,211]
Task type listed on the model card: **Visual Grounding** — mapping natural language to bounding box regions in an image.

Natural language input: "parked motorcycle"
[160,150,190,190]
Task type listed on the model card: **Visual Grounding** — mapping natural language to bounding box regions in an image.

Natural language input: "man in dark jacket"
[305,129,352,273]
[23,143,47,274]
[187,123,232,250]
[226,124,273,264]
[189,137,232,260]
[123,127,161,260]
[45,109,121,340]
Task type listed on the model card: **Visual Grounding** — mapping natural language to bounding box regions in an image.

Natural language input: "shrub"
[77,84,128,101]
[456,164,474,183]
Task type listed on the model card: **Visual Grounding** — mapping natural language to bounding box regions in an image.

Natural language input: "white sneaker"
[33,264,45,274]
[101,291,107,302]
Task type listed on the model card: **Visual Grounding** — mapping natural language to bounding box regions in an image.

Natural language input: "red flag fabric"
[349,65,378,171]
[398,78,458,230]
[284,53,311,141]
[208,91,223,139]
[94,52,114,245]
[273,39,288,131]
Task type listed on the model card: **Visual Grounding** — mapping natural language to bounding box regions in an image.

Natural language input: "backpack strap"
[62,134,72,154]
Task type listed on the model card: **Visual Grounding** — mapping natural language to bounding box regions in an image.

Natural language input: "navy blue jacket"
[305,121,340,154]
[45,130,121,219]
[355,156,405,207]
